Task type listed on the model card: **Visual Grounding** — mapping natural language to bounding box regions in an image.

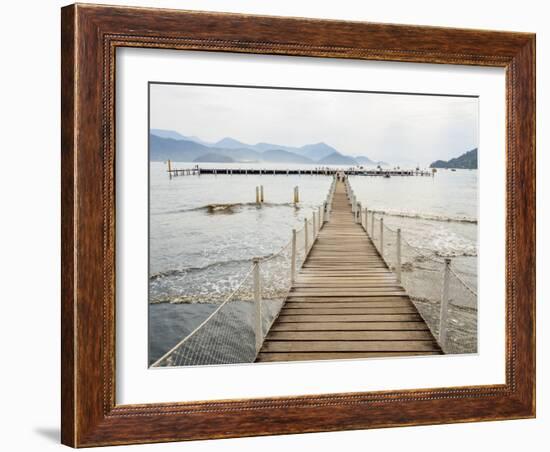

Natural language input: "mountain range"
[430,148,478,169]
[149,129,388,166]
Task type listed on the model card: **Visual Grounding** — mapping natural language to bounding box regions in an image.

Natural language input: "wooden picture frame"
[61,3,535,447]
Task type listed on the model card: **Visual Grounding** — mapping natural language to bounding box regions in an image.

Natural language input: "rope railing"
[448,265,478,297]
[152,176,337,367]
[151,264,257,367]
[345,177,477,354]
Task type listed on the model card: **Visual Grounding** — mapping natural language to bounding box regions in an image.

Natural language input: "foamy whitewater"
[148,162,477,362]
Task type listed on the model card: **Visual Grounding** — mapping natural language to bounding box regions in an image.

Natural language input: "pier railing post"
[396,228,402,283]
[364,207,368,231]
[253,258,262,353]
[380,217,384,257]
[291,229,297,283]
[439,258,451,351]
[312,211,317,239]
[318,206,322,230]
[256,186,260,205]
[260,185,264,203]
[370,211,375,238]
[304,218,309,252]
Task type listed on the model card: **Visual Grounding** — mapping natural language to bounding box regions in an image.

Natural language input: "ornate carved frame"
[61,4,535,447]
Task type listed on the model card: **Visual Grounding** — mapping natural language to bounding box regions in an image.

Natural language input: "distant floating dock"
[166,165,433,178]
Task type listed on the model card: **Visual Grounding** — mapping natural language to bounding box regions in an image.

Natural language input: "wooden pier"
[256,179,441,362]
[166,163,433,178]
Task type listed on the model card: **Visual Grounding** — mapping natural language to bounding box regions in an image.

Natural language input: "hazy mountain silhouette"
[430,148,478,169]
[298,142,340,161]
[149,135,211,161]
[193,153,234,163]
[150,129,212,146]
[355,155,389,166]
[317,152,358,166]
[150,130,384,165]
[214,137,256,150]
[261,149,315,164]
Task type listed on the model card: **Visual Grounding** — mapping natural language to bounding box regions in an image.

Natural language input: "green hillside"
[430,148,478,169]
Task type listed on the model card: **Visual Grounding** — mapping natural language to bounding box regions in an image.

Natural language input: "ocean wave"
[404,238,477,259]
[435,249,477,258]
[165,202,299,215]
[149,257,253,280]
[150,291,289,305]
[374,208,477,224]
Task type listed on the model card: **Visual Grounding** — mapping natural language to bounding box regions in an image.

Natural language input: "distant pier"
[166,163,433,178]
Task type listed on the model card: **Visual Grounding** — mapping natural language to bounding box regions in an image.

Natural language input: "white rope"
[449,265,478,297]
[402,237,446,264]
[260,236,292,262]
[382,222,398,234]
[260,207,316,262]
[152,204,323,367]
[151,264,255,367]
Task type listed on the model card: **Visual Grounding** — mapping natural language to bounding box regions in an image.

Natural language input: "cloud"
[150,83,478,166]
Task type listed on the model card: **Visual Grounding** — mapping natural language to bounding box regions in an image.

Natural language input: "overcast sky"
[150,83,478,166]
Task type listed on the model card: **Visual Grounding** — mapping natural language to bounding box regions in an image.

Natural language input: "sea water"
[148,162,477,363]
[348,169,478,287]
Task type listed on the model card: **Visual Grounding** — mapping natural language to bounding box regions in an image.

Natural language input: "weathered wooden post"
[439,258,451,351]
[304,218,309,252]
[318,206,322,229]
[396,228,402,283]
[371,211,375,237]
[380,217,384,257]
[312,211,317,239]
[291,229,297,283]
[260,185,264,203]
[364,207,368,231]
[253,257,262,352]
[167,159,172,173]
[293,186,300,204]
[255,186,260,205]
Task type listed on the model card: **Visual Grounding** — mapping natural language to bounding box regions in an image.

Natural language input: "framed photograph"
[61,4,535,447]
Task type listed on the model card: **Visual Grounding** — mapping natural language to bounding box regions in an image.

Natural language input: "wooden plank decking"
[256,179,441,363]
